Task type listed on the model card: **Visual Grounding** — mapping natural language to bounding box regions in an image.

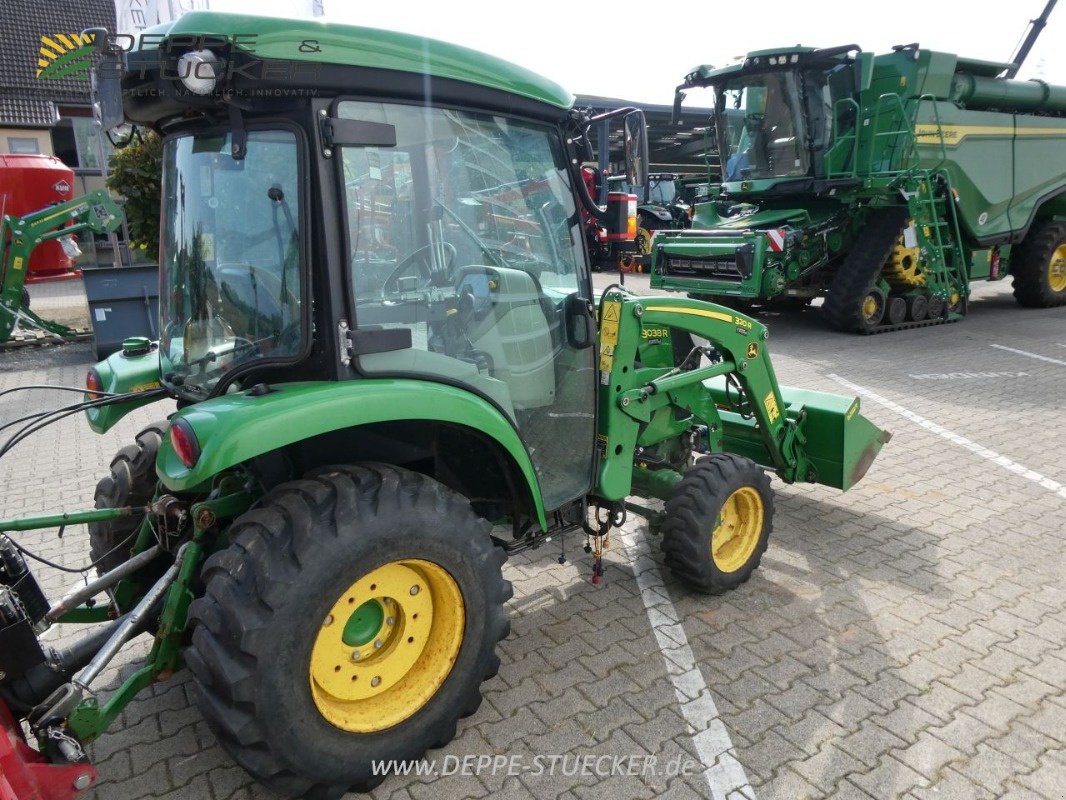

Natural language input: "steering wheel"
[379,242,457,297]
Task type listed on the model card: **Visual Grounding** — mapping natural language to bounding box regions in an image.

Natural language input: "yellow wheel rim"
[1049,244,1066,292]
[711,487,764,573]
[861,294,880,323]
[309,560,464,733]
[636,227,653,256]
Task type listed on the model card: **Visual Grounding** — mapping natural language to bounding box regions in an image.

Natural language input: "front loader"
[0,192,123,343]
[0,13,889,799]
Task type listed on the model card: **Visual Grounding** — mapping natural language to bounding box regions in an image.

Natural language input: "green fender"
[157,379,548,529]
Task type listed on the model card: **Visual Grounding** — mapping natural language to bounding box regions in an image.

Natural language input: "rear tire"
[660,454,773,595]
[88,421,167,574]
[185,464,511,799]
[1012,219,1066,307]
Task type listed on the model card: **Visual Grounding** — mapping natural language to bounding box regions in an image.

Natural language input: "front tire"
[185,464,511,799]
[1012,219,1066,307]
[660,454,773,595]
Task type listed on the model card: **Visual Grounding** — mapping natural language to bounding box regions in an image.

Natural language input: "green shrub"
[107,131,162,261]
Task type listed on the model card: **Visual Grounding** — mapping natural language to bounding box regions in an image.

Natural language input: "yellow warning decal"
[846,400,859,421]
[130,381,161,393]
[12,257,23,271]
[746,342,759,359]
[763,391,780,423]
[599,300,622,376]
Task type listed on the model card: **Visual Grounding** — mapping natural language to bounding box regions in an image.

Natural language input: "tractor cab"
[91,12,646,514]
[676,45,866,196]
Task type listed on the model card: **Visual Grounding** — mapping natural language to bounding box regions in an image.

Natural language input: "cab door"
[336,99,598,511]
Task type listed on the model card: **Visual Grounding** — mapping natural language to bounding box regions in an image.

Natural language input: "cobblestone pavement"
[0,277,1062,800]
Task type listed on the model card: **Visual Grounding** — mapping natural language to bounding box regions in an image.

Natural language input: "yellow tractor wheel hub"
[862,294,880,322]
[309,559,464,733]
[1049,244,1066,292]
[711,487,764,573]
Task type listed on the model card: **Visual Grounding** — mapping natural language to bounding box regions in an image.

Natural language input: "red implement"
[0,701,94,800]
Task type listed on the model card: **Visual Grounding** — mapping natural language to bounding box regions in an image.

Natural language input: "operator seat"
[457,266,557,410]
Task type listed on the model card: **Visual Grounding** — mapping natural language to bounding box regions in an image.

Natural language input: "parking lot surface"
[0,276,1062,800]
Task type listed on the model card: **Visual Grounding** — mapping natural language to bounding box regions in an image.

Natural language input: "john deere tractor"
[653,2,1066,331]
[0,13,889,799]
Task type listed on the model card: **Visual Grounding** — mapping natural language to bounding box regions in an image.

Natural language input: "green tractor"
[0,12,890,799]
[653,2,1066,331]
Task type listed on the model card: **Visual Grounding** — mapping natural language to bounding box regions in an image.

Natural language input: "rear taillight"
[170,420,200,469]
[85,369,103,397]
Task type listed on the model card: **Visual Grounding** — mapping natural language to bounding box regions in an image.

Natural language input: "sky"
[208,0,1065,104]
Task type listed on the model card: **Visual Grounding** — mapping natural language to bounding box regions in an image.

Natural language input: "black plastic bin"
[82,265,159,359]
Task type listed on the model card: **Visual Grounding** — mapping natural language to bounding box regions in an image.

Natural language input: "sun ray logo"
[36,32,95,81]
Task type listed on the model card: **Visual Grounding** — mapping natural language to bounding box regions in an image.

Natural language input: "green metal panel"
[84,347,165,434]
[156,379,548,529]
[135,11,573,111]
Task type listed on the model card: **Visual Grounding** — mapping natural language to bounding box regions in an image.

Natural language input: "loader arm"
[595,291,890,501]
[0,191,123,343]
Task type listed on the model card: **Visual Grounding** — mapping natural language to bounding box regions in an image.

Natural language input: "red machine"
[0,155,78,282]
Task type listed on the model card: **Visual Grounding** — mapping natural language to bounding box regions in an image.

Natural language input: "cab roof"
[137,11,574,111]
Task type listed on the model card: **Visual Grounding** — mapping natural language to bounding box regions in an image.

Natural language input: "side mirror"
[855,52,874,93]
[83,28,125,133]
[623,110,649,188]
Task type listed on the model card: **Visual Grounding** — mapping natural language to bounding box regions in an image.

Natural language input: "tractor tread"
[823,207,910,332]
[1012,219,1066,307]
[186,463,509,798]
[660,454,774,595]
[89,421,168,574]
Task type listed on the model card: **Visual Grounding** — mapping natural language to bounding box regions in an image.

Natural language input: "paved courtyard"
[0,276,1063,799]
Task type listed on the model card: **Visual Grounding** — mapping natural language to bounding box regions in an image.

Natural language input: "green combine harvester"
[653,2,1066,332]
[0,13,888,799]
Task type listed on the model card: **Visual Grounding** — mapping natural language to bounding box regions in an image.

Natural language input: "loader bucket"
[780,385,891,491]
[704,378,890,491]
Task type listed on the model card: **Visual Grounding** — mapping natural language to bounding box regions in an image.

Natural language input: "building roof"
[0,0,116,127]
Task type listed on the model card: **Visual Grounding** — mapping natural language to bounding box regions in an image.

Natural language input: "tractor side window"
[338,100,597,510]
[158,129,303,398]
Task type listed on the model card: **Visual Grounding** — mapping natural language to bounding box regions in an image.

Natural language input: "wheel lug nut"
[371,676,381,687]
[323,615,333,627]
[386,617,395,626]
[410,585,420,596]
[350,651,361,661]
[373,639,383,649]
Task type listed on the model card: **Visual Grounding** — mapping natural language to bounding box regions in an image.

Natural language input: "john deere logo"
[36,33,95,81]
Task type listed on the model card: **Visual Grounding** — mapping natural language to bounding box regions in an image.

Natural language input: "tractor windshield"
[716,71,811,182]
[158,130,303,398]
[646,177,678,205]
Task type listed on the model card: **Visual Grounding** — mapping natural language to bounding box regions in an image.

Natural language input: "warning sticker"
[763,391,780,423]
[601,300,621,324]
[846,400,859,421]
[12,257,23,271]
